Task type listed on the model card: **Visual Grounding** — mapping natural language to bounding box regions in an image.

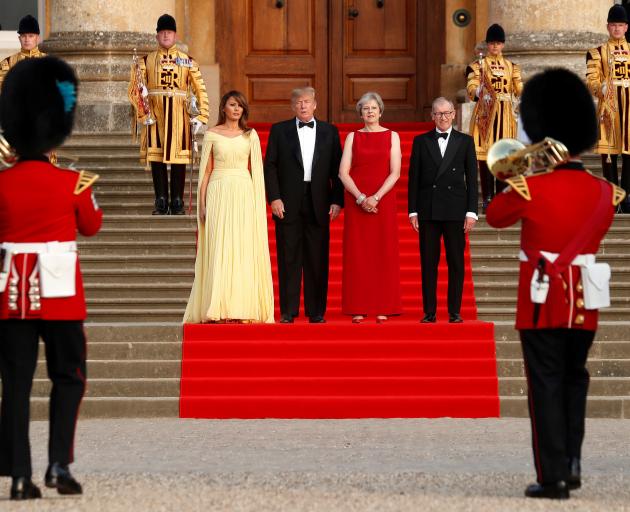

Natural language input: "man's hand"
[410,216,419,232]
[271,199,285,219]
[329,204,341,221]
[464,216,477,234]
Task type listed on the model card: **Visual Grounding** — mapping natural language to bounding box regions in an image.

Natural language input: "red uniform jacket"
[0,160,102,320]
[486,163,617,331]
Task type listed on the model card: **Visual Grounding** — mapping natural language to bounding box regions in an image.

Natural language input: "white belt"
[612,79,630,87]
[519,250,595,266]
[1,241,77,255]
[148,89,187,98]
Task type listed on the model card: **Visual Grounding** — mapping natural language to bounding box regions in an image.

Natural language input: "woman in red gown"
[339,92,402,322]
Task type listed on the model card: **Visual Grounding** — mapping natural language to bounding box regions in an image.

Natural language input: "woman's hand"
[362,195,379,213]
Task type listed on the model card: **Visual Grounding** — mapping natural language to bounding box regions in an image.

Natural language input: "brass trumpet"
[487,137,570,181]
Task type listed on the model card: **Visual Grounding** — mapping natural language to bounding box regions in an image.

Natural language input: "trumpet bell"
[487,138,526,181]
[487,137,570,182]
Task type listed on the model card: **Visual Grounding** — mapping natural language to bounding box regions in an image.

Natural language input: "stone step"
[35,360,180,379]
[492,321,630,341]
[477,307,630,322]
[500,396,629,418]
[100,215,197,228]
[88,227,198,242]
[473,266,630,282]
[498,358,630,378]
[496,340,630,359]
[78,240,197,256]
[86,308,185,322]
[86,283,193,299]
[32,378,180,398]
[474,281,630,299]
[477,294,630,307]
[84,323,182,342]
[29,397,179,420]
[500,376,630,397]
[82,270,194,284]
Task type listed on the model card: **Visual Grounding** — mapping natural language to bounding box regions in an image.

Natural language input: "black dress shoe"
[449,313,463,323]
[420,313,436,323]
[169,198,186,215]
[309,315,326,323]
[45,462,83,495]
[525,481,569,500]
[567,457,581,490]
[280,314,294,324]
[10,477,42,500]
[152,197,169,215]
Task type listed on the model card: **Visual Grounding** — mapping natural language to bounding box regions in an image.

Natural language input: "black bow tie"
[298,120,315,129]
[436,132,448,140]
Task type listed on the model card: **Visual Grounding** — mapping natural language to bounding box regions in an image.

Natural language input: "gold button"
[575,314,585,325]
[576,298,585,309]
[562,281,568,290]
[576,281,583,292]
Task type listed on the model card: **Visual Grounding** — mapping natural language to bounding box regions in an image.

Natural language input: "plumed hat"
[156,14,177,32]
[0,57,78,159]
[520,68,596,156]
[485,24,505,43]
[608,5,628,23]
[17,15,40,35]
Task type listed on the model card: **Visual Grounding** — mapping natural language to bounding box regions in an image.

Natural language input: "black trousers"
[601,154,630,193]
[0,320,86,478]
[274,184,329,318]
[419,220,465,316]
[520,328,595,484]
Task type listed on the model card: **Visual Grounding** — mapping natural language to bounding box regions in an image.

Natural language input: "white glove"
[191,118,203,134]
[141,85,148,98]
[601,83,608,97]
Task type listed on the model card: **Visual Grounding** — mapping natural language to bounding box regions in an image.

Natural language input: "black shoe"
[280,314,294,324]
[449,313,463,323]
[169,198,185,215]
[152,196,169,215]
[524,481,569,500]
[420,313,436,323]
[309,315,326,324]
[10,477,42,500]
[45,462,83,495]
[621,198,630,214]
[567,457,581,490]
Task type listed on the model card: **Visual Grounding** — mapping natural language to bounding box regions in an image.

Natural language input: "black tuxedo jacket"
[407,128,478,221]
[264,118,344,225]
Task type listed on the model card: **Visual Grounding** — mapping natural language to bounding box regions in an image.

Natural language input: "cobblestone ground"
[1,418,629,511]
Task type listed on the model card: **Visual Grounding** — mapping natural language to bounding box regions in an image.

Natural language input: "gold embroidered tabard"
[587,38,630,155]
[128,46,209,166]
[0,47,46,91]
[466,55,523,161]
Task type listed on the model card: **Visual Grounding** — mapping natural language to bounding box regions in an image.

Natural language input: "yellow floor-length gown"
[183,129,274,323]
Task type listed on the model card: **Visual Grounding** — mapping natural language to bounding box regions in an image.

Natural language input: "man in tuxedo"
[264,87,343,323]
[408,97,478,323]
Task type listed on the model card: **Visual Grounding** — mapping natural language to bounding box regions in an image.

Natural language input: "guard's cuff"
[466,211,478,221]
[409,212,418,218]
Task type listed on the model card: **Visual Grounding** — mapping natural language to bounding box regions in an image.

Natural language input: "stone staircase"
[27,133,630,419]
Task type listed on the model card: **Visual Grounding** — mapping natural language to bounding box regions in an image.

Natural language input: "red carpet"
[180,122,499,419]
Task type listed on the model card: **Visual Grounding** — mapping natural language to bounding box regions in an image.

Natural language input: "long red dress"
[342,130,402,316]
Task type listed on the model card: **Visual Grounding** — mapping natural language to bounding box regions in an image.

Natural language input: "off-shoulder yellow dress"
[183,129,274,323]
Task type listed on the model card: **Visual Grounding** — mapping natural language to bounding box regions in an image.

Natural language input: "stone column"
[42,0,177,133]
[488,0,609,80]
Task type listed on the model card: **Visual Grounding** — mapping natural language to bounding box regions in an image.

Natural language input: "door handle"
[348,7,359,19]
[275,0,285,8]
[376,0,384,7]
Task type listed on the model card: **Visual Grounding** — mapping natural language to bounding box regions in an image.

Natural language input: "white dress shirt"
[409,126,478,221]
[296,117,316,182]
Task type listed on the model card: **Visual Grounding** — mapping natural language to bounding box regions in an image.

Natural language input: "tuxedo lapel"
[311,120,323,174]
[423,129,442,168]
[435,130,460,181]
[286,121,304,170]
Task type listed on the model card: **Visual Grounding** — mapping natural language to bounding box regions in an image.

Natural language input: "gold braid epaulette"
[504,175,531,201]
[585,169,627,206]
[73,170,99,195]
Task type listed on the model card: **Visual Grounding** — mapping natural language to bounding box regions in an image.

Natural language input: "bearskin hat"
[608,5,628,24]
[17,15,40,35]
[485,24,505,43]
[520,68,597,156]
[157,14,177,32]
[0,57,78,159]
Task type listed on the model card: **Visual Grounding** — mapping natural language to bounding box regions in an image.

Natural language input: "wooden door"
[216,0,328,123]
[330,0,444,122]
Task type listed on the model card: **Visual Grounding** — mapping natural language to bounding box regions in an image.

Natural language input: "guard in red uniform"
[486,69,625,500]
[0,57,102,500]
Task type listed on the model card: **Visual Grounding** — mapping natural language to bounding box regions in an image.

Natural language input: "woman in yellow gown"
[183,91,274,323]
